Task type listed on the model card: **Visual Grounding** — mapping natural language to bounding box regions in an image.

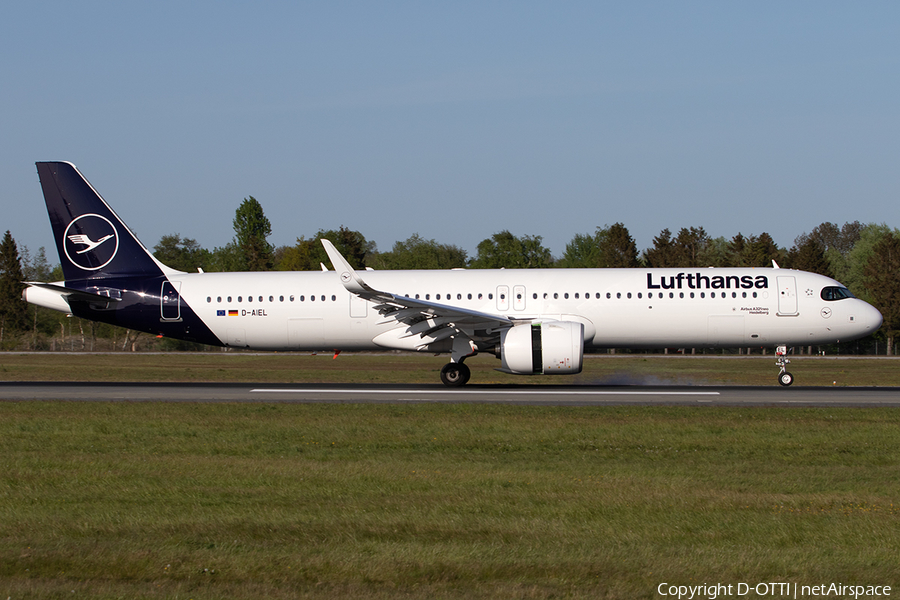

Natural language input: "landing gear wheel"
[778,371,794,387]
[440,362,471,387]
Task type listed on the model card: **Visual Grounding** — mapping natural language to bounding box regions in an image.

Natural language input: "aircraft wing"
[321,240,514,350]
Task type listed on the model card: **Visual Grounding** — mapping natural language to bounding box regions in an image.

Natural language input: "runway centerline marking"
[251,388,721,396]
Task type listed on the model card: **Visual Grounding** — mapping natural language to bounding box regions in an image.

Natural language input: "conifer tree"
[0,231,26,344]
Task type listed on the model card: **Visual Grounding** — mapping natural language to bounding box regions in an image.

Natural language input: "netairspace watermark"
[657,582,892,599]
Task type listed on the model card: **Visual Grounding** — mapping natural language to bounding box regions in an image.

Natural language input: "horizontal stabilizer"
[23,281,123,313]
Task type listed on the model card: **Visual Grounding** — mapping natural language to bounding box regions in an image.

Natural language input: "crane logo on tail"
[63,214,119,271]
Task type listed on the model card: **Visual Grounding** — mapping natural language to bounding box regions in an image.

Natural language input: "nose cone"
[860,300,883,334]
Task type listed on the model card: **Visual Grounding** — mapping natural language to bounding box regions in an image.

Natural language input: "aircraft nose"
[859,301,883,333]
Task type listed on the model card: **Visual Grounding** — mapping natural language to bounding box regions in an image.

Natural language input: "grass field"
[1,351,898,386]
[1,354,899,598]
[2,402,899,599]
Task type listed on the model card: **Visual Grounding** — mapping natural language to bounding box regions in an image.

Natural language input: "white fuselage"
[172,267,881,352]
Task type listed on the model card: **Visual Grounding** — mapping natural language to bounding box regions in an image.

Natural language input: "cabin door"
[160,281,181,321]
[776,276,798,316]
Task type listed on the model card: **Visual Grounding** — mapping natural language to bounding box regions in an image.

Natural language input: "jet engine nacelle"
[499,321,584,375]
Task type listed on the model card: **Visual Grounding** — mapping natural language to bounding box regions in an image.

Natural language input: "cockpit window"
[821,286,855,301]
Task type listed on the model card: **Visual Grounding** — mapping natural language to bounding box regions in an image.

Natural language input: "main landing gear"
[775,345,793,386]
[440,362,471,386]
[440,337,477,386]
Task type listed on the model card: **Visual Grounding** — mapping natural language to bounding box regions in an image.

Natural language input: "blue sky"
[3,2,899,263]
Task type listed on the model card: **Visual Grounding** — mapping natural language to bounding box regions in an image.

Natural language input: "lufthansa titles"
[648,273,768,290]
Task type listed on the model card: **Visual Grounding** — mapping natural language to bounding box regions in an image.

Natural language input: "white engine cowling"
[499,321,584,375]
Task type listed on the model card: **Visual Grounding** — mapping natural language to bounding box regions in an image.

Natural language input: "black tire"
[460,363,471,385]
[778,371,794,387]
[440,362,470,387]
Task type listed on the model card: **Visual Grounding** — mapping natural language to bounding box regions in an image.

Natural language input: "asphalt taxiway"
[0,382,899,406]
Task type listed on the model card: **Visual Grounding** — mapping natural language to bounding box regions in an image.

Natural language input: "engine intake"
[499,321,584,375]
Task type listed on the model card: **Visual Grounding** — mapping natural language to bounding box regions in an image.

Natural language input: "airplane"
[23,161,883,386]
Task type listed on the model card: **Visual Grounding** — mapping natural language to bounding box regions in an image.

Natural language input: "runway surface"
[1,382,899,406]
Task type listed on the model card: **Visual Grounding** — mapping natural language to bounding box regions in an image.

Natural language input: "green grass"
[2,401,899,599]
[1,352,898,386]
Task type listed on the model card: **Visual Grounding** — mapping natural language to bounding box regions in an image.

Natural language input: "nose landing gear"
[775,345,793,386]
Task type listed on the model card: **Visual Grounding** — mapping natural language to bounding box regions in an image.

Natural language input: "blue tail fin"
[36,162,172,281]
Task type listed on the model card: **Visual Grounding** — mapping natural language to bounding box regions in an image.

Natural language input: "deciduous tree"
[469,231,552,269]
[153,234,210,272]
[371,234,467,270]
[276,227,374,271]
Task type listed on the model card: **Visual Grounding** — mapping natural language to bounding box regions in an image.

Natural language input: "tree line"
[2,196,898,353]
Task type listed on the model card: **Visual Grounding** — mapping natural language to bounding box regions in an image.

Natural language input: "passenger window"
[669,292,674,298]
[311,295,315,301]
[679,292,684,298]
[478,293,483,300]
[238,296,243,302]
[290,295,295,302]
[489,293,493,300]
[638,292,642,299]
[332,295,336,301]
[627,292,632,299]
[279,296,284,302]
[532,293,537,299]
[321,295,325,302]
[595,293,600,299]
[467,294,472,300]
[436,294,441,300]
[564,293,569,299]
[248,296,253,303]
[206,297,211,303]
[227,296,232,302]
[458,294,462,300]
[217,296,222,303]
[574,293,579,299]
[554,293,559,299]
[606,293,611,299]
[616,293,621,299]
